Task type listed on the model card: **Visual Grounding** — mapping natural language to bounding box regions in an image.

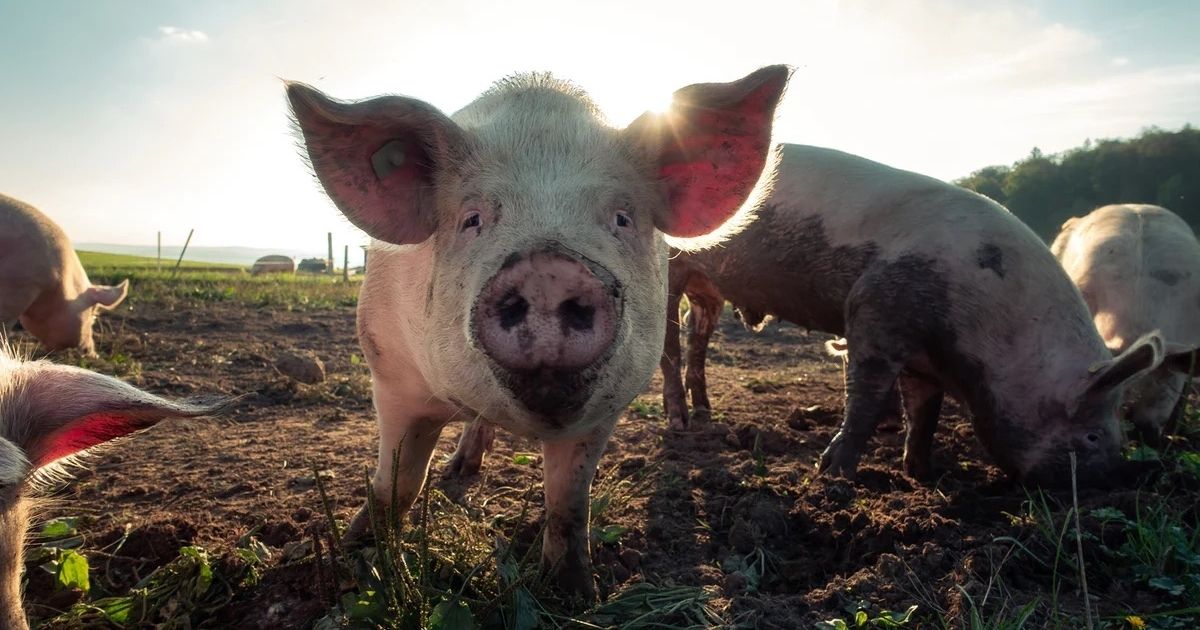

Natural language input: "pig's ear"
[86,279,129,310]
[626,65,791,238]
[1085,332,1165,397]
[286,82,467,245]
[7,361,228,469]
[1162,344,1200,374]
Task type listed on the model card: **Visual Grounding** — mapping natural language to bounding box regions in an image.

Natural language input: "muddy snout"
[474,249,621,373]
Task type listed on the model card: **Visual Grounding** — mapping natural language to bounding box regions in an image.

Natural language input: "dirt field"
[15,300,1195,629]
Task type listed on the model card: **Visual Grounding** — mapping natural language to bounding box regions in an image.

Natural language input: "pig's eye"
[614,211,632,229]
[461,212,482,232]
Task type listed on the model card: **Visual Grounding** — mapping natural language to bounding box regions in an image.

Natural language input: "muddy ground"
[15,301,1183,628]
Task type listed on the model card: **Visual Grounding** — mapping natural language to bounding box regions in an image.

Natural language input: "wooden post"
[327,232,334,274]
[157,231,162,270]
[171,229,194,278]
[362,246,368,273]
[342,245,349,283]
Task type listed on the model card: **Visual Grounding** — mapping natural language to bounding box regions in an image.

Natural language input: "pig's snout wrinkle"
[474,250,620,374]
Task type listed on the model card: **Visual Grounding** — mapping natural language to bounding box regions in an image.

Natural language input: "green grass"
[77,250,242,271]
[78,251,360,310]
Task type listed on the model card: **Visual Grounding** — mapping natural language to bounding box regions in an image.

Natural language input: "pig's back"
[0,195,66,284]
[685,145,1072,337]
[1056,204,1200,349]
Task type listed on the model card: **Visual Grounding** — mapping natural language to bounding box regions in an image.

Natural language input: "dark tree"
[955,126,1200,241]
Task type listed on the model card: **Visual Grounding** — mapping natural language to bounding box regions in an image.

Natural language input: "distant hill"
[75,243,333,267]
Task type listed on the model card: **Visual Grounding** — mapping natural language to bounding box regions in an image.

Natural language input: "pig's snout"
[475,250,620,373]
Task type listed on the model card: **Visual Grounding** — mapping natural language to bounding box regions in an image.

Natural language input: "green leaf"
[512,452,537,465]
[350,353,363,366]
[1126,444,1160,462]
[96,596,134,624]
[598,524,627,544]
[429,598,478,630]
[816,620,850,630]
[876,605,918,626]
[1148,576,1185,596]
[1090,507,1127,522]
[40,517,79,540]
[55,549,90,593]
[855,609,869,626]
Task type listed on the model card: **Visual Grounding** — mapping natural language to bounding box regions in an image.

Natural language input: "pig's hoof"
[903,458,933,482]
[690,406,712,422]
[443,449,484,478]
[668,411,689,431]
[817,444,860,479]
[341,505,373,545]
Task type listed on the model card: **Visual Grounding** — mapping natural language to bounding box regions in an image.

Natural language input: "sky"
[1,0,1197,261]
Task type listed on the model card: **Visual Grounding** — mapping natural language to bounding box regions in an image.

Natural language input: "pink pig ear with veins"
[626,65,792,239]
[286,81,468,246]
[2,357,227,470]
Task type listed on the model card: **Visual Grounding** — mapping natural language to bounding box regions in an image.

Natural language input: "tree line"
[954,126,1200,241]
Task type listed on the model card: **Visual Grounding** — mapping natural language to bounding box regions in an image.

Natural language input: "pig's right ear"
[1084,332,1165,398]
[8,362,228,470]
[286,82,467,245]
[625,65,791,239]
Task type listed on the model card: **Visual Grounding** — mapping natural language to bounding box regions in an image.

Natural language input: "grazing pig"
[658,144,1166,485]
[1051,204,1200,445]
[0,343,224,630]
[286,66,789,599]
[0,195,129,357]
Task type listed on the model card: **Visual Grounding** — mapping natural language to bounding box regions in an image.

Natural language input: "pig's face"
[1017,333,1169,485]
[289,68,789,438]
[19,280,128,356]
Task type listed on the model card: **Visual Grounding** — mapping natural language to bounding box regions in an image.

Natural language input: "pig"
[286,66,790,599]
[0,195,129,357]
[1051,204,1200,445]
[652,144,1167,485]
[0,342,224,629]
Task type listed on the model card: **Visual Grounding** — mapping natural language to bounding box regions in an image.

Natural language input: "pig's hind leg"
[897,373,944,480]
[661,276,690,430]
[819,269,932,478]
[444,419,496,477]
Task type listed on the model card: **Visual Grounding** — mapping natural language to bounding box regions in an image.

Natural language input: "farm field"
[9,262,1200,629]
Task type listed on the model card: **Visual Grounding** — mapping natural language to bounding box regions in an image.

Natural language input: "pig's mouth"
[493,362,606,424]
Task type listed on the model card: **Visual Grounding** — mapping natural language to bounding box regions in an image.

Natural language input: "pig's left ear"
[1163,344,1200,375]
[626,65,791,238]
[1085,332,1165,397]
[9,361,227,469]
[86,279,129,310]
[286,82,467,246]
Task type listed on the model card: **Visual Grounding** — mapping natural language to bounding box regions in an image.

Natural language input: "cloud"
[158,26,208,43]
[1112,56,1131,67]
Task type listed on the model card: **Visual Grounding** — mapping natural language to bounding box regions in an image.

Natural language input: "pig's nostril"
[558,298,595,332]
[497,291,529,330]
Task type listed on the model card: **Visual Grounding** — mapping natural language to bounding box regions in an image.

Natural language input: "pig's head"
[288,67,788,437]
[1118,343,1198,446]
[19,279,129,357]
[0,344,223,629]
[1019,332,1169,485]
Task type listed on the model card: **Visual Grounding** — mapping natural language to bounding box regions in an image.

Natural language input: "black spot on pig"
[676,209,878,336]
[976,244,1005,279]
[1151,268,1186,286]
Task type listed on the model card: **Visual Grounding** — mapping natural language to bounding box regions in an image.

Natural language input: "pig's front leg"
[444,419,495,477]
[346,385,452,540]
[540,422,614,604]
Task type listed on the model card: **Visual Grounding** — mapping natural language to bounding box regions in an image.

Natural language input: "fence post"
[327,232,334,275]
[171,229,194,278]
[157,231,162,270]
[343,245,349,283]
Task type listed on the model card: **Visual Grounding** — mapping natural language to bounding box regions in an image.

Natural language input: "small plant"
[816,602,918,629]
